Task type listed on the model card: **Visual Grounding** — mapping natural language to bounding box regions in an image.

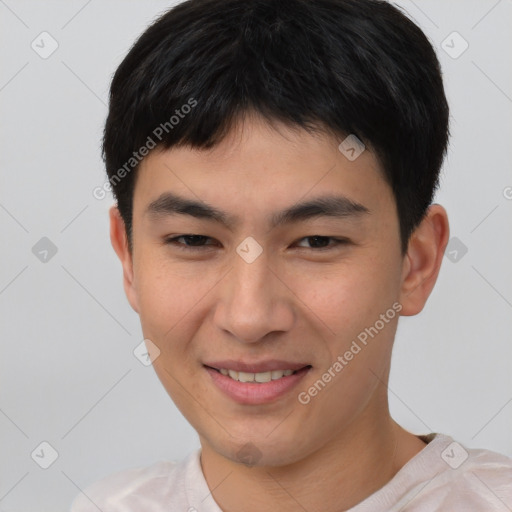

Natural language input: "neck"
[199,401,427,512]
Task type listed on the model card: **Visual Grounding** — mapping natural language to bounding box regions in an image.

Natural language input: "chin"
[206,432,312,469]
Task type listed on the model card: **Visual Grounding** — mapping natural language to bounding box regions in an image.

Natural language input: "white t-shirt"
[70,433,512,511]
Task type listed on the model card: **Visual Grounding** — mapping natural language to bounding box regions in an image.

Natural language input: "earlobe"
[109,206,139,313]
[399,204,450,316]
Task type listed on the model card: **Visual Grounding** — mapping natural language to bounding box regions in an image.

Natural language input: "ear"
[399,204,450,316]
[109,206,139,313]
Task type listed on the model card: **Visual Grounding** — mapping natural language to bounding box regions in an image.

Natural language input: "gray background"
[0,0,511,510]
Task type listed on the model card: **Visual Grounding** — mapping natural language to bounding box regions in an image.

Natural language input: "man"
[72,0,512,510]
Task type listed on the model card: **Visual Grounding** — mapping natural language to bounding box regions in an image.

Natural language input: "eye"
[294,236,348,251]
[164,234,348,252]
[164,235,218,250]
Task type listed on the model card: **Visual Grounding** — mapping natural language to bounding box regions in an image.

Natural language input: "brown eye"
[164,235,218,250]
[295,236,348,250]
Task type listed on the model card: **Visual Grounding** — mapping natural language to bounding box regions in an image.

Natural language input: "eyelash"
[163,234,349,252]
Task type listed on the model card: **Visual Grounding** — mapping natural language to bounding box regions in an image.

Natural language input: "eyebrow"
[146,192,370,231]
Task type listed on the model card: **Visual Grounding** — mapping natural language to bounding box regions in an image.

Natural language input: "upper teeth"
[219,368,295,383]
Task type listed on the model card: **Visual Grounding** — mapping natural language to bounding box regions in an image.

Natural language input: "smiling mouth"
[205,365,312,383]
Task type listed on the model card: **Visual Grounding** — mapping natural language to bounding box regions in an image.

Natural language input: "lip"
[204,364,312,405]
[204,359,310,373]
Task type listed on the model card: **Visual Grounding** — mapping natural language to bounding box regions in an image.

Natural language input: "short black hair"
[103,0,450,253]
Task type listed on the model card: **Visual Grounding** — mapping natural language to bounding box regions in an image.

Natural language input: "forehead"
[133,115,393,226]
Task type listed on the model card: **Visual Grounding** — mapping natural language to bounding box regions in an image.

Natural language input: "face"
[118,115,410,467]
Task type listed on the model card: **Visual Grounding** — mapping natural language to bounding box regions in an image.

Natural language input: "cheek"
[133,251,210,343]
[292,257,399,339]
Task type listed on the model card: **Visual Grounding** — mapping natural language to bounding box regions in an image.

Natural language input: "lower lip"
[205,366,311,405]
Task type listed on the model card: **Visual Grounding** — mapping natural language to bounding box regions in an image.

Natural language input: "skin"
[110,113,450,512]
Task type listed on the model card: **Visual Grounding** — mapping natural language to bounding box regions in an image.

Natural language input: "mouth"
[203,362,312,405]
[205,365,311,383]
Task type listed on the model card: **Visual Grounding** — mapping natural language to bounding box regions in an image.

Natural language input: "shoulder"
[70,451,198,511]
[436,440,512,508]
[409,434,512,511]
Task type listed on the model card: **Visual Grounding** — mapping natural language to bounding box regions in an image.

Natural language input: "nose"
[213,246,295,344]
